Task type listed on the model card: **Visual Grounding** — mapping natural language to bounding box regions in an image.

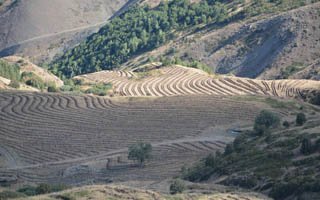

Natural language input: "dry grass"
[18,184,271,200]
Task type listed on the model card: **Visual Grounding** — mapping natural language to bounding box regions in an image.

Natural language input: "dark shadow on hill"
[0,44,21,57]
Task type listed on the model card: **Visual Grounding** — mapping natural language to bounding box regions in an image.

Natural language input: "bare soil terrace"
[0,91,291,187]
[75,65,320,98]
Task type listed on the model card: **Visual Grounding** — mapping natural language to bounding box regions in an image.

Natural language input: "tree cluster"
[51,0,228,78]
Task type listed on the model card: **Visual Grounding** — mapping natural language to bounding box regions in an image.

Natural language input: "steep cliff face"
[0,0,130,62]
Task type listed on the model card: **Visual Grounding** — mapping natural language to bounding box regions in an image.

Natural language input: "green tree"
[170,179,186,194]
[254,110,280,135]
[300,137,312,155]
[128,142,152,167]
[296,113,306,126]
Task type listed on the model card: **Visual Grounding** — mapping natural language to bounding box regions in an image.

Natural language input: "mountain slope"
[50,0,320,79]
[170,2,320,79]
[0,0,131,63]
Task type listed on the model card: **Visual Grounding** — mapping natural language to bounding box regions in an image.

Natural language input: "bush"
[36,183,51,195]
[254,110,280,135]
[0,190,26,199]
[128,142,152,166]
[224,143,234,155]
[300,137,312,155]
[47,85,58,92]
[170,179,186,194]
[296,113,307,126]
[85,83,112,96]
[283,121,290,128]
[0,60,21,81]
[17,185,38,196]
[21,72,46,90]
[316,139,320,152]
[270,182,299,200]
[18,184,68,196]
[9,80,20,88]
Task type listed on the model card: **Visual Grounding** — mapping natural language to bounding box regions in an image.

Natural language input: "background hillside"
[50,0,320,80]
[0,0,132,63]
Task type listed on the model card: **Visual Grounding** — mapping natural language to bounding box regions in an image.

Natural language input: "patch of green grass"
[85,83,112,96]
[264,97,298,109]
[0,59,21,81]
[73,190,89,197]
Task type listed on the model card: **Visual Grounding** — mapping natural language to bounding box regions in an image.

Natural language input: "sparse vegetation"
[180,110,320,199]
[85,83,112,96]
[17,184,69,197]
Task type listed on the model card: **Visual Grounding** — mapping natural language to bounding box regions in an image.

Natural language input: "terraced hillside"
[0,91,289,186]
[75,65,320,98]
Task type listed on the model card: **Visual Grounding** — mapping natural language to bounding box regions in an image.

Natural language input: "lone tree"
[296,113,307,126]
[128,142,152,167]
[254,110,280,135]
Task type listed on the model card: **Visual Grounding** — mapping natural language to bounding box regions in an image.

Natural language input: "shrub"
[18,184,68,196]
[296,113,307,126]
[254,110,280,135]
[270,182,299,200]
[300,137,313,155]
[17,185,38,196]
[36,183,51,194]
[223,176,257,189]
[21,72,46,90]
[170,179,186,194]
[0,190,26,199]
[224,143,234,155]
[48,85,58,92]
[316,139,320,152]
[54,194,75,200]
[128,142,152,167]
[85,83,112,96]
[205,152,221,168]
[0,60,21,81]
[9,80,20,88]
[283,121,290,128]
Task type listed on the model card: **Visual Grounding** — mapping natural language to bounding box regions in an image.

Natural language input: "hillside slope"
[181,106,320,200]
[172,2,320,79]
[50,0,320,79]
[0,0,131,63]
[122,2,320,80]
